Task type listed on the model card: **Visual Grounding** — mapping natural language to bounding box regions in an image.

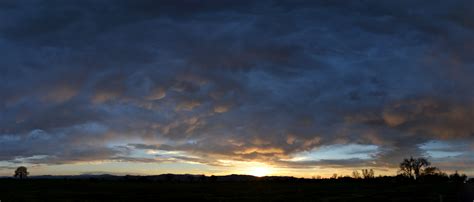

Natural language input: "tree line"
[12,157,470,183]
[332,157,469,183]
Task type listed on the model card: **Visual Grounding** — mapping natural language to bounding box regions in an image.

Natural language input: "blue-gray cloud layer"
[1,0,473,172]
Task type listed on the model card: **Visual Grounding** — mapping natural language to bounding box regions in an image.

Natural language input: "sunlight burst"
[248,166,272,177]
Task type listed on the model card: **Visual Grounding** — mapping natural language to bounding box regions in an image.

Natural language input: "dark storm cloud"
[0,0,473,172]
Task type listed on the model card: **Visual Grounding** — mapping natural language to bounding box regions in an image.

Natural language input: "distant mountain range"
[2,174,299,182]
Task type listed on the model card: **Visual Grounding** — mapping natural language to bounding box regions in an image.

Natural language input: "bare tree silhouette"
[14,166,29,179]
[352,170,361,179]
[421,166,439,176]
[399,157,431,179]
[361,169,374,179]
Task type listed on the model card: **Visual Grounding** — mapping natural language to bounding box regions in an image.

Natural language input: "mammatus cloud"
[0,0,473,176]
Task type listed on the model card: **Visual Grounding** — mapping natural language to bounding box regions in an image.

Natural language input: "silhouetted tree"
[418,166,449,183]
[361,169,374,179]
[421,166,439,176]
[352,170,361,179]
[399,157,430,179]
[449,171,467,183]
[14,166,29,179]
[400,158,413,178]
[413,157,430,177]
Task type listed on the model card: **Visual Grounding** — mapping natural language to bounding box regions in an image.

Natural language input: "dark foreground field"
[0,178,472,202]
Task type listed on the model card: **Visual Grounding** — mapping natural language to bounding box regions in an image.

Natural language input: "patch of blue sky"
[288,144,379,161]
[419,140,464,158]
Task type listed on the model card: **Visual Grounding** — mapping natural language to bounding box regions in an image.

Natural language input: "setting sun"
[248,166,273,177]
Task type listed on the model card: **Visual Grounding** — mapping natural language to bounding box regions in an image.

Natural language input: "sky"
[0,0,473,178]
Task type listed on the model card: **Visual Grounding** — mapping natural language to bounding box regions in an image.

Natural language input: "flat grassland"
[0,179,471,201]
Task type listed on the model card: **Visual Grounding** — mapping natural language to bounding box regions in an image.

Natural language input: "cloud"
[0,0,473,174]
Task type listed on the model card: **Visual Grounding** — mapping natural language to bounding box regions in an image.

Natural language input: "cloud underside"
[0,0,473,172]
